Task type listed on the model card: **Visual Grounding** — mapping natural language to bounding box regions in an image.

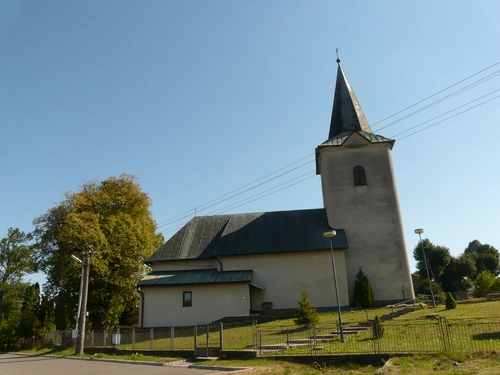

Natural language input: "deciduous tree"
[33,174,164,329]
[413,239,451,282]
[464,240,499,276]
[473,270,496,297]
[440,253,476,297]
[0,228,36,323]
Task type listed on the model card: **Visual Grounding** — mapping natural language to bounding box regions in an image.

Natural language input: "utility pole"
[73,245,92,355]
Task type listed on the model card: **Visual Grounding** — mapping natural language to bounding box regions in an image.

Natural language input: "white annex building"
[138,60,415,327]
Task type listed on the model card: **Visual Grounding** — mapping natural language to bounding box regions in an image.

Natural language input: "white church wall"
[221,250,349,311]
[140,282,250,327]
[319,139,414,304]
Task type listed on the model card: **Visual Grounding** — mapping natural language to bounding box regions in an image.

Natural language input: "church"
[137,59,415,327]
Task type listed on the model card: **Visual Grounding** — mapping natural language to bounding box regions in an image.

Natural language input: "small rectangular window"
[183,291,192,307]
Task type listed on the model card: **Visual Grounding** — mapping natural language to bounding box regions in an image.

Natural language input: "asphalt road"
[0,353,244,375]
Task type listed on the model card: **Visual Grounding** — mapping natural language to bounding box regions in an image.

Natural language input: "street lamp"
[323,230,344,342]
[414,229,436,307]
[72,245,92,355]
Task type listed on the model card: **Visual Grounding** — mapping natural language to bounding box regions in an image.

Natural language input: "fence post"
[171,326,174,350]
[312,324,317,356]
[253,320,257,351]
[206,324,209,358]
[286,329,289,347]
[117,326,120,350]
[91,331,94,347]
[194,325,198,357]
[150,328,153,350]
[132,326,135,350]
[219,322,223,352]
[259,332,262,354]
[103,329,107,347]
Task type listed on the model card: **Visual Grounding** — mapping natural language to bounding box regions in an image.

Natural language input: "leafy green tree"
[445,292,457,310]
[16,283,41,346]
[464,240,499,276]
[413,239,451,282]
[37,293,56,335]
[0,228,36,317]
[0,228,36,348]
[294,287,319,325]
[440,254,476,297]
[414,278,445,304]
[33,174,164,330]
[473,270,496,297]
[353,267,373,308]
[491,278,500,293]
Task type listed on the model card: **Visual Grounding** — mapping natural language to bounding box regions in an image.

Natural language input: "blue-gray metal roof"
[147,208,348,263]
[137,269,253,286]
[319,131,394,147]
[328,63,372,139]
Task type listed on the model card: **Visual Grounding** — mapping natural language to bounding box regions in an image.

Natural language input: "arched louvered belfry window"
[353,165,367,186]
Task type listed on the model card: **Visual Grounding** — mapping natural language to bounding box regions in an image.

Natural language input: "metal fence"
[255,317,500,355]
[43,317,500,356]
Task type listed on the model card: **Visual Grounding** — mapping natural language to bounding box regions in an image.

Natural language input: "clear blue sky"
[2,1,499,286]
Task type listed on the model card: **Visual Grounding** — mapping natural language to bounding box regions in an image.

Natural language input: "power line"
[156,60,500,237]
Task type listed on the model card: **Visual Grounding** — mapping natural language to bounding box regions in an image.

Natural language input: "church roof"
[316,60,396,174]
[320,131,394,147]
[328,60,373,138]
[147,208,348,263]
[137,269,253,287]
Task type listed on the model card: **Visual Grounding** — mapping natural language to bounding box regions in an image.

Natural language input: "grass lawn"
[24,300,500,373]
[114,301,500,354]
[393,299,500,321]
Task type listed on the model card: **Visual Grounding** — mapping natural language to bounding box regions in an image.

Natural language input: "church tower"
[316,59,414,305]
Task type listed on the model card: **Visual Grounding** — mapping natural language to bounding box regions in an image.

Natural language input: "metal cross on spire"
[335,48,341,64]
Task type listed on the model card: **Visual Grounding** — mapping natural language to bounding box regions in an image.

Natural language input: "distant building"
[138,60,414,327]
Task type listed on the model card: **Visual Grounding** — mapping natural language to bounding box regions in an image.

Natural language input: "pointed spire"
[328,59,372,139]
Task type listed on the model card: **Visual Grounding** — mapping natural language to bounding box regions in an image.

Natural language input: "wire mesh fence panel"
[316,322,377,355]
[116,329,132,349]
[131,329,151,350]
[195,324,221,350]
[445,319,500,352]
[172,326,195,350]
[376,321,445,353]
[43,316,500,355]
[256,322,378,356]
[85,330,109,348]
[45,330,74,348]
[221,322,256,350]
[256,325,315,356]
[151,327,173,350]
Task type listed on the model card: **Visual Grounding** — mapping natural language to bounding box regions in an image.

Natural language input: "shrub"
[445,292,457,310]
[353,267,374,309]
[294,288,319,325]
[473,271,496,297]
[372,315,384,339]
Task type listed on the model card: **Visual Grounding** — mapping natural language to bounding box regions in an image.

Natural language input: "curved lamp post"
[323,230,344,342]
[414,229,436,307]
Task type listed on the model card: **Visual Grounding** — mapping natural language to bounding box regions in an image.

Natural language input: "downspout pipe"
[136,285,145,328]
[216,258,223,271]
